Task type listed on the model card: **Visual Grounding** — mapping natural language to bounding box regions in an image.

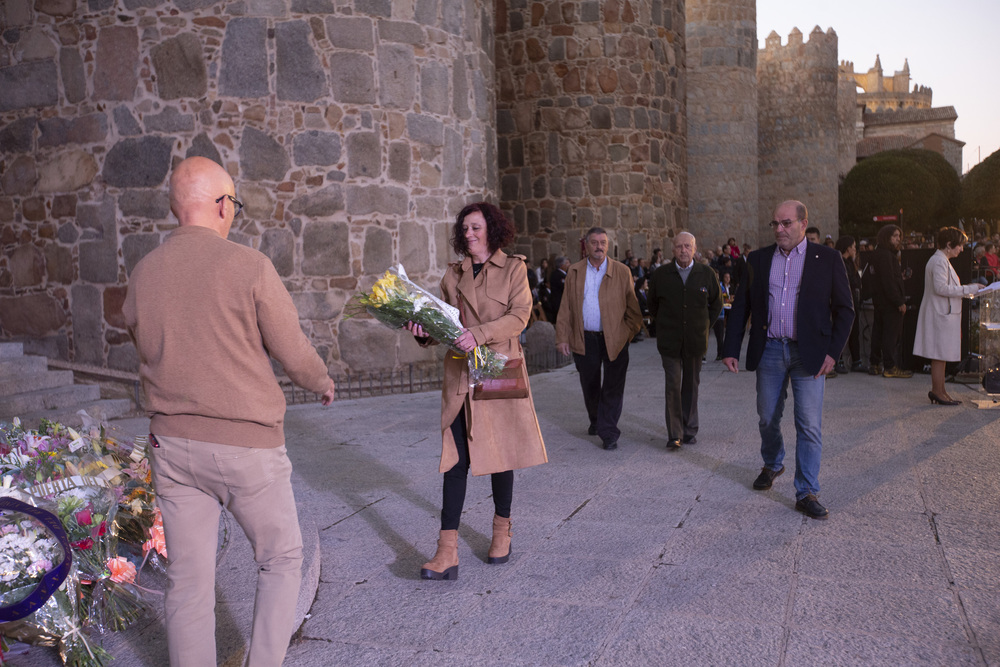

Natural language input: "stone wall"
[494,0,687,266]
[0,0,497,372]
[685,0,758,249]
[837,67,859,180]
[757,26,840,239]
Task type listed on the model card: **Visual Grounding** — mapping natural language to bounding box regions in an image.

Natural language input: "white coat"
[913,250,979,362]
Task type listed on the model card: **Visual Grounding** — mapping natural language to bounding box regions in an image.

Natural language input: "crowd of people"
[123,152,987,665]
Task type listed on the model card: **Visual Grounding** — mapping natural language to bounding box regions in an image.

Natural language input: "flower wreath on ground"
[0,413,166,667]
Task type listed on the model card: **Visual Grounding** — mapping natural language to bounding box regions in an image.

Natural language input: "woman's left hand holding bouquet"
[405,321,476,353]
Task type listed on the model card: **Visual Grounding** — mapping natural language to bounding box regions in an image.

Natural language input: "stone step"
[0,383,101,417]
[13,399,136,430]
[0,370,75,397]
[0,342,24,358]
[0,354,49,377]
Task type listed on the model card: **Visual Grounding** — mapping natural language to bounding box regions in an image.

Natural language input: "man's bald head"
[169,157,237,236]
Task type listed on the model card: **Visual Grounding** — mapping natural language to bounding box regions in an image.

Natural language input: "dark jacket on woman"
[868,246,905,308]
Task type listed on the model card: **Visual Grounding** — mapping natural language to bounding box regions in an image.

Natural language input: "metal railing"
[281,347,571,404]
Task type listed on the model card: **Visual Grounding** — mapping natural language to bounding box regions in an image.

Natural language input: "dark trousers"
[845,307,861,364]
[661,355,702,441]
[573,331,630,444]
[712,318,726,358]
[870,304,903,369]
[441,412,513,531]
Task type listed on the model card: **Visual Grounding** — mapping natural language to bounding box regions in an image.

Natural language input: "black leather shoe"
[666,438,681,450]
[867,364,883,376]
[851,361,864,372]
[795,494,829,519]
[682,435,697,444]
[588,424,598,436]
[752,466,784,490]
[602,439,617,450]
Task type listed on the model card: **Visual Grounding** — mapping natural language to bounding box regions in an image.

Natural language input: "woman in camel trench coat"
[406,202,547,580]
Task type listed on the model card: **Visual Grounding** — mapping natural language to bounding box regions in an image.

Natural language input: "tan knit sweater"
[123,225,331,448]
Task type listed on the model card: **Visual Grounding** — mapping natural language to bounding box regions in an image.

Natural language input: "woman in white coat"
[913,227,982,405]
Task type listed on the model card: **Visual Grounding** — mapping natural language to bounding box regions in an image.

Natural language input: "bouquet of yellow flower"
[348,265,509,381]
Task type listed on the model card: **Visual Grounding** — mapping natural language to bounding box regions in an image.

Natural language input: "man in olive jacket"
[648,232,723,449]
[556,227,643,450]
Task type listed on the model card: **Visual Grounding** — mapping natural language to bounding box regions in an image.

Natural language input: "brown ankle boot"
[487,515,512,564]
[420,529,458,580]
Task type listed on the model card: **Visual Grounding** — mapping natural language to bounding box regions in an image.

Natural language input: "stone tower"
[757,27,840,239]
[494,0,688,264]
[0,0,497,372]
[685,0,758,248]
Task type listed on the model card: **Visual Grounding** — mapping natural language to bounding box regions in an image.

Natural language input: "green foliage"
[839,154,940,239]
[961,148,1000,222]
[878,148,961,226]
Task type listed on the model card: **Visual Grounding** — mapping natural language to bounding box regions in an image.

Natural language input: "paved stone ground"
[8,337,1000,666]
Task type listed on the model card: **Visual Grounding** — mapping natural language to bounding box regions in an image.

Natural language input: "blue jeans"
[756,338,825,500]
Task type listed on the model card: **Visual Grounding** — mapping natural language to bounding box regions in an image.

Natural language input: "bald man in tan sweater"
[124,156,335,667]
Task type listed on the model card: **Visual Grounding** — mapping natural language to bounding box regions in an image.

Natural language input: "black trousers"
[870,304,903,369]
[712,318,726,358]
[572,331,630,444]
[441,411,513,531]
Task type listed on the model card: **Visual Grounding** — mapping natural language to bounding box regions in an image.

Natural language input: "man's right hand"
[557,342,570,357]
[320,378,335,406]
[722,357,739,374]
[898,304,906,314]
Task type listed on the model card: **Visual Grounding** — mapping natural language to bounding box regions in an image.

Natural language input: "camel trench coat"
[436,250,548,476]
[913,250,979,362]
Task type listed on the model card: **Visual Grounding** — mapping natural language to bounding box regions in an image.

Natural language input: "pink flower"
[76,509,93,526]
[106,557,136,584]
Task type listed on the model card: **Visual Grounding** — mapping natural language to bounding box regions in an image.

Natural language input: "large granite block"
[276,21,326,102]
[38,113,108,147]
[0,293,67,337]
[0,61,58,111]
[346,132,380,178]
[122,233,161,275]
[60,48,87,103]
[94,26,138,101]
[302,222,349,276]
[377,44,415,109]
[346,185,407,216]
[260,228,294,276]
[38,150,98,192]
[325,17,373,50]
[293,131,341,166]
[103,137,173,188]
[71,284,104,364]
[240,127,289,181]
[220,18,268,98]
[151,33,207,100]
[0,116,35,153]
[329,53,375,104]
[288,184,344,217]
[1,155,37,195]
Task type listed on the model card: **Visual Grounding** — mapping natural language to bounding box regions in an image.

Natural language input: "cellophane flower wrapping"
[0,415,162,667]
[346,265,509,383]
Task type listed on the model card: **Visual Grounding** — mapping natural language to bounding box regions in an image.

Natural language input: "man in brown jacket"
[123,156,335,666]
[556,227,643,450]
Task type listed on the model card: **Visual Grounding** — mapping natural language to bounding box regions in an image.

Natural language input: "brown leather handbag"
[472,358,529,400]
[458,291,530,401]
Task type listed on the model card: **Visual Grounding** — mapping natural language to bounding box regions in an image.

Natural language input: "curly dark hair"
[451,202,515,257]
[876,224,901,249]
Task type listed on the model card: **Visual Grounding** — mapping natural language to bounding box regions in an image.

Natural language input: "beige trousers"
[149,435,303,667]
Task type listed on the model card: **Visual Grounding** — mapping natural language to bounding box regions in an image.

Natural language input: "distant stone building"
[844,56,964,174]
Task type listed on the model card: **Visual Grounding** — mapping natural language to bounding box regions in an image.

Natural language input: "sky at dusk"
[756,0,1000,173]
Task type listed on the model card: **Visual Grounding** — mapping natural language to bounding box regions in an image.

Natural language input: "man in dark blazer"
[647,232,723,449]
[722,200,854,520]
